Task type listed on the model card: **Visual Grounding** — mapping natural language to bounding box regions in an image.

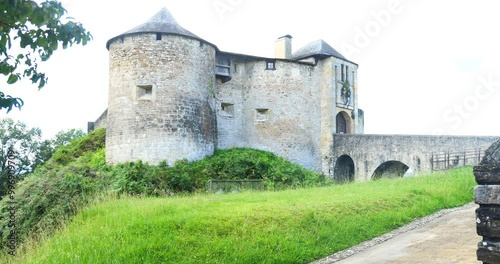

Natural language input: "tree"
[0,119,86,199]
[52,128,85,148]
[0,0,92,112]
[0,118,42,198]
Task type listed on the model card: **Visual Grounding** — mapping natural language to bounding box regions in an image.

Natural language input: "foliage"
[111,148,327,196]
[4,167,476,263]
[0,118,42,198]
[0,128,107,250]
[33,128,85,168]
[0,119,86,199]
[42,128,104,169]
[0,0,92,112]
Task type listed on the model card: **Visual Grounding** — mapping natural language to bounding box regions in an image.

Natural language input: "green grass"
[3,167,475,264]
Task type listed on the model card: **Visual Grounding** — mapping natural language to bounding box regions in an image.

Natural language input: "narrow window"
[136,85,153,100]
[341,64,344,82]
[156,33,162,40]
[346,65,349,82]
[221,103,234,117]
[266,60,276,70]
[233,63,238,74]
[335,66,338,82]
[255,109,269,122]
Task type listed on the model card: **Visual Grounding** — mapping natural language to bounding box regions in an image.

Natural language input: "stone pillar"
[474,139,500,263]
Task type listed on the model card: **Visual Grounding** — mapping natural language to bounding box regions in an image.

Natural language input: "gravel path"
[311,202,477,264]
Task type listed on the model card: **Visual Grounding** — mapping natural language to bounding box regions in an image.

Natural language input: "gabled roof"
[292,39,346,61]
[106,8,215,49]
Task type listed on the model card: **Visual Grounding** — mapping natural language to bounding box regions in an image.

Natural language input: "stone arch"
[336,111,353,134]
[334,155,355,183]
[372,160,410,180]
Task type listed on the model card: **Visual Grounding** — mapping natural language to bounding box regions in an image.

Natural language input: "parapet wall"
[332,134,499,181]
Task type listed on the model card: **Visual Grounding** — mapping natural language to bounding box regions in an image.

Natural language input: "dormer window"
[266,60,276,70]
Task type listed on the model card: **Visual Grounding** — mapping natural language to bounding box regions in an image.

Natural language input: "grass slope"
[6,167,475,264]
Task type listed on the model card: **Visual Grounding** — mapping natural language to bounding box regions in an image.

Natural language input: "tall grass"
[3,167,475,264]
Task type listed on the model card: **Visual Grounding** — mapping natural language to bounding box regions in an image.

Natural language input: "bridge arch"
[334,155,355,183]
[372,160,409,180]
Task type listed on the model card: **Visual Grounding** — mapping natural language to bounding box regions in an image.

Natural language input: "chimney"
[275,34,292,59]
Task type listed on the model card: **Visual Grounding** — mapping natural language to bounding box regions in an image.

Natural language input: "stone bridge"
[331,134,499,182]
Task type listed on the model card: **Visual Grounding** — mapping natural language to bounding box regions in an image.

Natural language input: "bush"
[195,148,327,189]
[43,128,105,169]
[110,148,327,196]
[0,129,107,251]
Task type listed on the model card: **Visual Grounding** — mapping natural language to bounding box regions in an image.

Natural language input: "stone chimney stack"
[275,35,292,59]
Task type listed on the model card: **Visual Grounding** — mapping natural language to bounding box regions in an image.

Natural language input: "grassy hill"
[2,167,476,264]
[0,128,326,258]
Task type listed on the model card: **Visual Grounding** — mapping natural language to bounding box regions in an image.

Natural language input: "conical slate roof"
[106,8,211,49]
[292,39,346,60]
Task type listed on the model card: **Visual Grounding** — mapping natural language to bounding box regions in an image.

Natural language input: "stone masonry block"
[477,206,500,238]
[475,164,500,185]
[475,185,500,205]
[481,139,500,165]
[477,240,500,264]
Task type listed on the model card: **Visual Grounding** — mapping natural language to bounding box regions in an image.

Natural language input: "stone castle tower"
[105,8,217,165]
[92,8,365,176]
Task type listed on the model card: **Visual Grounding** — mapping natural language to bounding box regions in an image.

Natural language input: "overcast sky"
[3,0,500,139]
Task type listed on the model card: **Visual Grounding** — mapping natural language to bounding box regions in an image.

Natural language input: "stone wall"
[106,33,217,165]
[216,58,323,171]
[94,109,108,130]
[215,55,362,173]
[474,139,500,263]
[332,134,498,181]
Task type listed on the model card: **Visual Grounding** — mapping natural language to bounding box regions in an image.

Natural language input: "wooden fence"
[430,149,483,171]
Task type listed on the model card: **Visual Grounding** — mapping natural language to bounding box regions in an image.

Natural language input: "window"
[345,65,349,82]
[255,109,269,122]
[341,64,344,82]
[233,63,238,74]
[335,65,338,82]
[221,103,234,117]
[336,112,347,134]
[136,84,153,100]
[266,60,276,70]
[156,33,162,40]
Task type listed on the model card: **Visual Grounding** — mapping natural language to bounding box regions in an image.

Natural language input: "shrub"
[0,129,107,250]
[43,128,105,169]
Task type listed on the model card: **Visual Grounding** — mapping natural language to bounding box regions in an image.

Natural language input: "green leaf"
[7,74,19,84]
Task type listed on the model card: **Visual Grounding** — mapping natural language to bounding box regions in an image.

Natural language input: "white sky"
[2,0,500,138]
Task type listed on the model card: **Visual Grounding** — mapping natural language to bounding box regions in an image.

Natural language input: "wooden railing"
[430,149,483,171]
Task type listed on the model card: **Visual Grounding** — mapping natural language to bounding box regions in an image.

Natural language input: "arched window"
[336,112,347,134]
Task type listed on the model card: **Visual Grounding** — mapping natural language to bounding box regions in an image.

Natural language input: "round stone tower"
[105,8,217,165]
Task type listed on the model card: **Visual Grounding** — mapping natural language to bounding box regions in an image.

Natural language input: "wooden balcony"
[215,54,231,83]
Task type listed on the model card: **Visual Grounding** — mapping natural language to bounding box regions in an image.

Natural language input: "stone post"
[474,140,500,263]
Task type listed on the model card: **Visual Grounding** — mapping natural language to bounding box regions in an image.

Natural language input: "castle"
[90,7,364,176]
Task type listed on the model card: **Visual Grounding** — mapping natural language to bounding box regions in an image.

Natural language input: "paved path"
[313,203,480,264]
